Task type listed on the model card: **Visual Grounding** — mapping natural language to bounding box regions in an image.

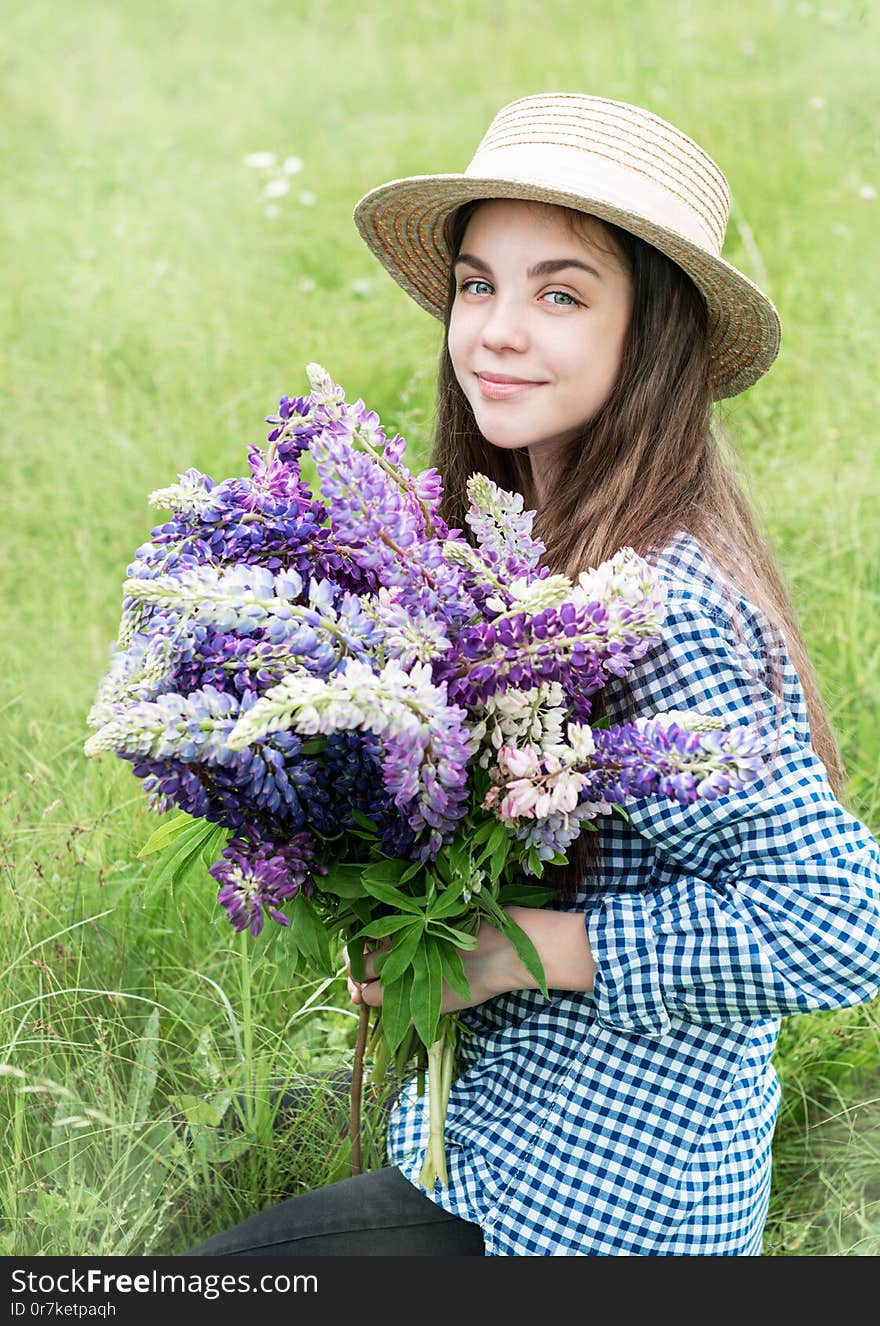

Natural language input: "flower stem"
[238,928,255,1131]
[421,1036,448,1189]
[350,1002,371,1176]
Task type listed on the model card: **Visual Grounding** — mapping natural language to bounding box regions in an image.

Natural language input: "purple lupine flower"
[465,472,546,580]
[210,832,325,935]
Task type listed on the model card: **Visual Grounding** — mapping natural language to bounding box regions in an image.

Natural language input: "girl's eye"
[457,279,581,308]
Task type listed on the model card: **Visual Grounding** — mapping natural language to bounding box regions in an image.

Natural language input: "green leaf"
[498,881,557,908]
[398,861,425,886]
[426,920,477,949]
[144,817,219,898]
[199,823,231,871]
[138,812,197,859]
[469,817,498,846]
[438,942,472,1003]
[357,914,420,940]
[360,880,424,912]
[346,934,366,982]
[426,872,468,919]
[526,845,544,878]
[476,820,509,865]
[351,808,381,835]
[360,878,425,915]
[613,805,630,821]
[361,858,409,884]
[287,893,331,972]
[477,889,509,927]
[297,738,326,756]
[351,898,373,926]
[320,863,369,899]
[410,937,443,1048]
[488,833,511,882]
[433,851,453,884]
[380,967,414,1057]
[446,837,471,875]
[376,923,423,986]
[501,913,549,1000]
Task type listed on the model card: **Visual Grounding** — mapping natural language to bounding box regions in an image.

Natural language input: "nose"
[478,294,530,354]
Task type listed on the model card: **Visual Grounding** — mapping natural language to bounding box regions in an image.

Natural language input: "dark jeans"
[180,1074,485,1257]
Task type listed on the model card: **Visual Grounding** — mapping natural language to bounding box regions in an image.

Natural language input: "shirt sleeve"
[586,589,880,1037]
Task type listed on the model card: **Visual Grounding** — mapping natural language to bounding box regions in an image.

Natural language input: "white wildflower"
[243,152,276,169]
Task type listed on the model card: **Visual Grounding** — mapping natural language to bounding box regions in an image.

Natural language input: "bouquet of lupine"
[84,363,766,1188]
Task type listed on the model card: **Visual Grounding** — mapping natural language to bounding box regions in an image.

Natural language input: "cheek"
[447,311,471,379]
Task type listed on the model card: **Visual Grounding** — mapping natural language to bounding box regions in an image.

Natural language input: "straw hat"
[353,93,781,400]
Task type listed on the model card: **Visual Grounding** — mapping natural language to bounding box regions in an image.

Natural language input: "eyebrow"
[453,253,604,283]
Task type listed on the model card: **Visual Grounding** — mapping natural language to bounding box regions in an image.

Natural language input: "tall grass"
[2,0,878,1254]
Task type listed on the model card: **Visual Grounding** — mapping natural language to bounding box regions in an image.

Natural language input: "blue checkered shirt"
[386,529,880,1256]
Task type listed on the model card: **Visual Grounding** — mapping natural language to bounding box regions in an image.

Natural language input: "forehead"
[460,198,619,264]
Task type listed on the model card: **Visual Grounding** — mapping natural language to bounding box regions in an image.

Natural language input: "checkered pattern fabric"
[386,530,880,1256]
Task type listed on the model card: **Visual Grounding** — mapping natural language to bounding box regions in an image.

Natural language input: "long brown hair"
[431,198,847,895]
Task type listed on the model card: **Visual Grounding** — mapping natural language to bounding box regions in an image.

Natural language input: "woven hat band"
[462,143,722,256]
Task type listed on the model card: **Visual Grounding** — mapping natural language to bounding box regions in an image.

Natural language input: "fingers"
[344,938,390,1006]
[346,974,383,1006]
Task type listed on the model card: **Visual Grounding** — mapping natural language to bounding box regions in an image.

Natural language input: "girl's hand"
[343,906,595,1010]
[343,918,521,1014]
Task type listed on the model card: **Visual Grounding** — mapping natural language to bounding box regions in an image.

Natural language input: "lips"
[476,373,543,400]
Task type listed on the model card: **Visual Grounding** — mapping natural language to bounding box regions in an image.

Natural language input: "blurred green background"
[1,0,878,1255]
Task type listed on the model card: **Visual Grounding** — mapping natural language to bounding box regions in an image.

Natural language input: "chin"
[470,416,534,451]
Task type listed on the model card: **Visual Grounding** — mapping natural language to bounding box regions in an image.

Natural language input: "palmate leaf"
[426,871,469,919]
[143,816,227,899]
[360,878,425,915]
[357,914,419,940]
[376,923,423,986]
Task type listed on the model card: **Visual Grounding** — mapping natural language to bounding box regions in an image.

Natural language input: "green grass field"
[2,0,879,1255]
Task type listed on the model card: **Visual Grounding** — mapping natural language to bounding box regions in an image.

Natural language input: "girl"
[185,93,880,1257]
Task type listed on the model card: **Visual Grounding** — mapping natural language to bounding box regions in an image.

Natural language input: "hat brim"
[353,174,781,401]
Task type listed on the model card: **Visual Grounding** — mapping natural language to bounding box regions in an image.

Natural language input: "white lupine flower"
[475,681,568,767]
[567,722,596,761]
[243,152,276,168]
[572,546,658,608]
[501,573,575,613]
[228,657,451,750]
[264,177,290,198]
[306,362,346,404]
[282,155,303,174]
[499,744,542,778]
[148,470,218,517]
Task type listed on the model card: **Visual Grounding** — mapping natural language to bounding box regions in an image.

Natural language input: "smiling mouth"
[476,374,544,399]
